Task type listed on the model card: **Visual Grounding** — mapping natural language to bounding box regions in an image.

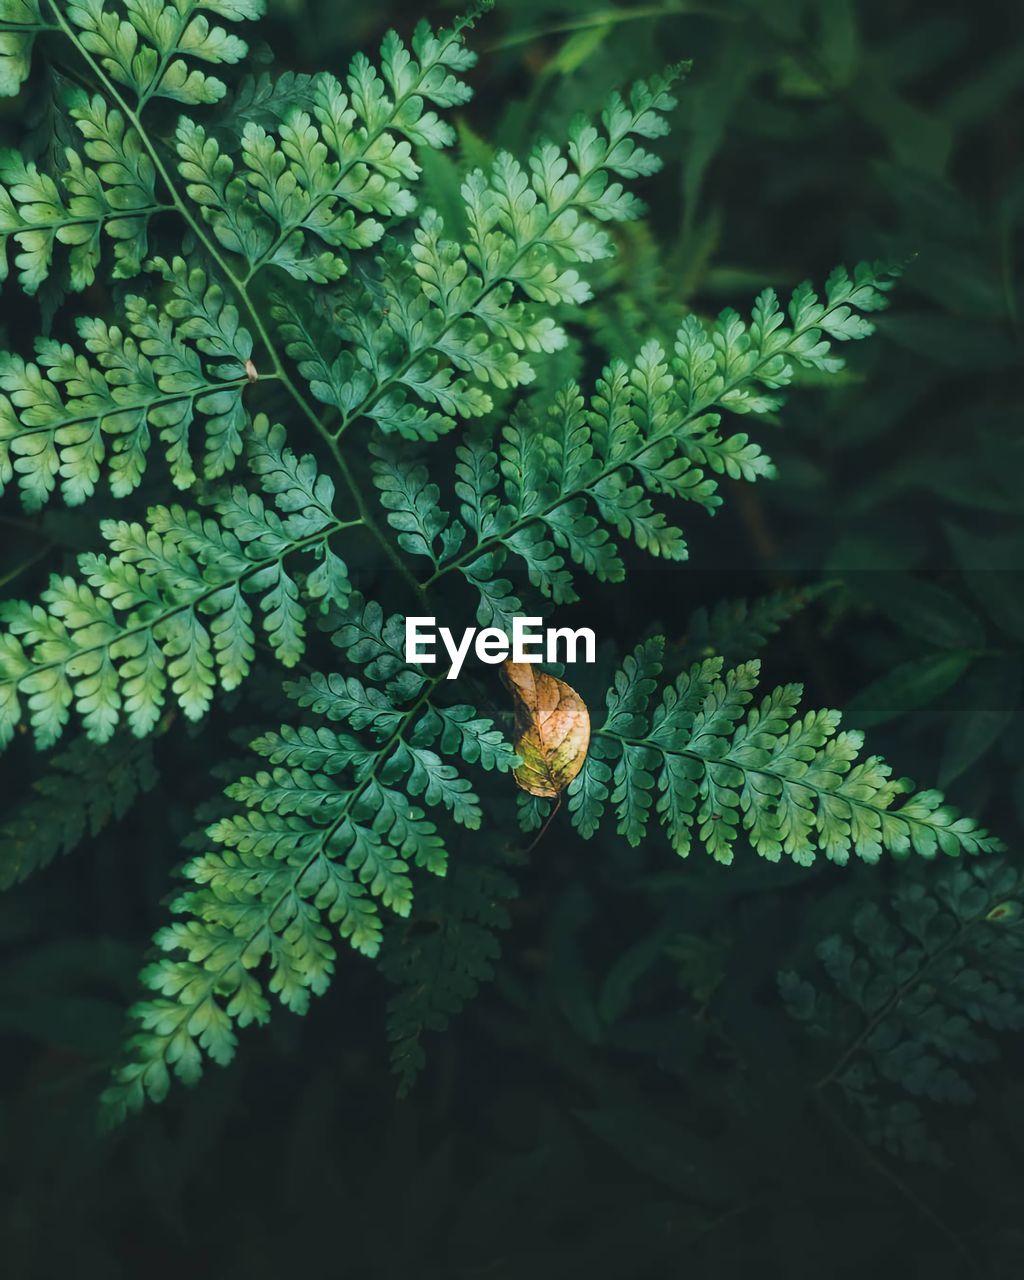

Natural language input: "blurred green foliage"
[0,0,1021,1276]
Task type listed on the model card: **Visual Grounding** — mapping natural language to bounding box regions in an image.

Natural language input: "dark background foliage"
[0,0,1021,1275]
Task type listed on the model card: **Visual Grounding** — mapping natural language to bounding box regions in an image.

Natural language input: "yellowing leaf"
[502,661,590,797]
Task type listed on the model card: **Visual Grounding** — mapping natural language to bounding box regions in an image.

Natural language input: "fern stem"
[46,0,422,600]
[331,446,429,602]
[0,514,49,538]
[0,542,53,592]
[522,793,562,856]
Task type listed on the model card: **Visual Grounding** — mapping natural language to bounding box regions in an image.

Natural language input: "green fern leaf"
[0,0,45,97]
[674,261,897,418]
[64,0,262,106]
[372,343,738,625]
[0,89,163,292]
[101,590,516,1119]
[0,416,354,748]
[569,639,1005,865]
[0,255,255,508]
[271,67,686,443]
[176,12,481,279]
[782,859,1024,1162]
[0,730,157,887]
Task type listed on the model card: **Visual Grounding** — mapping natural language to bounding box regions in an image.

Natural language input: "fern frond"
[176,11,481,281]
[781,859,1024,1162]
[675,261,897,418]
[0,0,47,98]
[567,637,1004,864]
[271,66,687,442]
[101,591,517,1119]
[372,343,751,626]
[227,67,318,125]
[0,416,353,749]
[0,730,157,887]
[380,848,517,1094]
[0,256,255,509]
[59,0,263,107]
[681,584,826,665]
[0,89,163,293]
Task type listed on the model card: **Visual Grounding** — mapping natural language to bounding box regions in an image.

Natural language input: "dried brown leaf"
[502,661,590,798]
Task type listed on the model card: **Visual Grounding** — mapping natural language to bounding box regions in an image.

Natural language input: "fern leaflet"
[380,847,517,1094]
[370,266,888,626]
[0,416,354,748]
[271,65,686,443]
[0,257,257,509]
[101,592,517,1119]
[782,859,1024,1162]
[564,637,1003,864]
[0,730,157,887]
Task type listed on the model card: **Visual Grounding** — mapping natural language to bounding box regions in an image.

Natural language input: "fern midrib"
[0,18,57,32]
[3,517,358,688]
[7,201,170,237]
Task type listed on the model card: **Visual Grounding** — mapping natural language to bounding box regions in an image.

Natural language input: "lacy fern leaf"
[372,344,722,624]
[0,416,354,748]
[675,261,896,417]
[0,730,157,887]
[100,592,517,1120]
[270,65,686,442]
[63,0,262,107]
[369,268,887,626]
[0,89,162,292]
[782,859,1024,1163]
[380,848,517,1094]
[564,637,1003,864]
[0,256,255,508]
[177,11,480,281]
